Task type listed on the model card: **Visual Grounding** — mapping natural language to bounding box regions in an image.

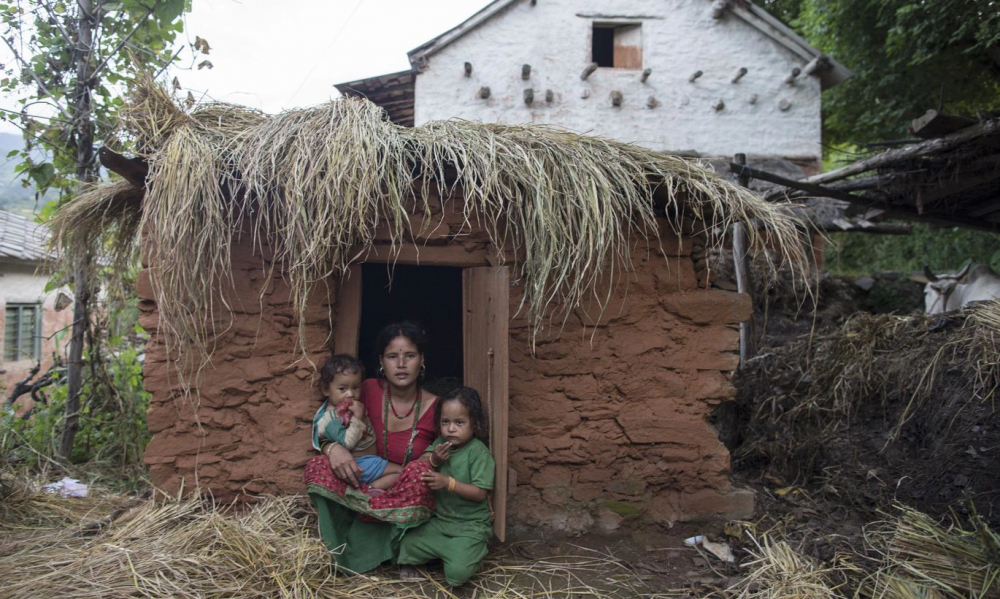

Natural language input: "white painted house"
[336,0,850,171]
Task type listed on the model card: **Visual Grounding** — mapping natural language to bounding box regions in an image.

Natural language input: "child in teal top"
[397,386,495,587]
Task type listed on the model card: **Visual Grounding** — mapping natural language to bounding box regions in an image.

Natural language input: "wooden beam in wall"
[354,244,491,267]
[333,265,362,355]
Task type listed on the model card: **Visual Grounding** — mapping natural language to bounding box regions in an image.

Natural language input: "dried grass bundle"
[45,179,144,297]
[862,506,1000,598]
[725,534,842,598]
[51,77,808,377]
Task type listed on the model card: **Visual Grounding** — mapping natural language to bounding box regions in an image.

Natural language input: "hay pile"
[49,76,806,374]
[1,471,672,598]
[729,299,1000,522]
[722,506,1000,599]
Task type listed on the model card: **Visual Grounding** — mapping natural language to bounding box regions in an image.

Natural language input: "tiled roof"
[0,210,50,262]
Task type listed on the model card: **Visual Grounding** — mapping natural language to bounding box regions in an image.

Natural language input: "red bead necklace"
[390,393,418,419]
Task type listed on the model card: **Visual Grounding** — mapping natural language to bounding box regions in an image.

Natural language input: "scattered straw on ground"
[1,471,678,598]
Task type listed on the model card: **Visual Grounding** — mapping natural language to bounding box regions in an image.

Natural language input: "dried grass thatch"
[50,77,807,377]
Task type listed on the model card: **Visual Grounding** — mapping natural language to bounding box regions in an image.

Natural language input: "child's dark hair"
[435,386,488,439]
[319,354,365,392]
[373,321,429,365]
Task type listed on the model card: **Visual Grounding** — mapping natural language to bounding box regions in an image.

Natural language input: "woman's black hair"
[319,354,365,393]
[435,386,488,440]
[373,321,429,366]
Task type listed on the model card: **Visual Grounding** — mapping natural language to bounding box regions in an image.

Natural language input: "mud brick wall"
[139,234,334,499]
[140,200,753,529]
[505,237,754,535]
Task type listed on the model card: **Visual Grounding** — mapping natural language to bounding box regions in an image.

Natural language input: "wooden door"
[333,265,362,355]
[462,266,510,541]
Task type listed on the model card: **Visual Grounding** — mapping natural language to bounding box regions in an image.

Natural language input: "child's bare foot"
[398,566,424,581]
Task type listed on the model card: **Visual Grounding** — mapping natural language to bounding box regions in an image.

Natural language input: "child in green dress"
[397,386,495,587]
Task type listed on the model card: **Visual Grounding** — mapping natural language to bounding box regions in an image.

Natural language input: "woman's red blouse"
[360,378,438,465]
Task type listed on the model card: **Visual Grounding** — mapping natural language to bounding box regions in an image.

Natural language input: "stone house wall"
[414,0,823,162]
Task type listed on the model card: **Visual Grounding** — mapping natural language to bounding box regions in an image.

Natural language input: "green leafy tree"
[0,0,198,460]
[761,0,1000,145]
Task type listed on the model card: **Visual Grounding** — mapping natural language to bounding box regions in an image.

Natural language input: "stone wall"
[140,203,752,531]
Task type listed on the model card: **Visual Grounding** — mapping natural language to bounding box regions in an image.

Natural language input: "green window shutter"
[3,306,17,361]
[3,304,43,361]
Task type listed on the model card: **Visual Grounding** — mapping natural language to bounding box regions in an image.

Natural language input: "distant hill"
[0,132,51,216]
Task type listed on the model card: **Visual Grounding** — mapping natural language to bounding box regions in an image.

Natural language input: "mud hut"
[51,80,806,539]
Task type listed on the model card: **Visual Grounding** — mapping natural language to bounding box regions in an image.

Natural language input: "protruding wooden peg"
[712,99,725,111]
[748,93,758,105]
[731,67,747,83]
[779,99,792,111]
[522,64,531,80]
[647,96,660,109]
[524,88,534,105]
[784,67,801,84]
[478,86,491,99]
[581,62,598,80]
[464,62,473,77]
[712,0,729,19]
[641,68,652,83]
[689,70,703,82]
[545,89,554,103]
[610,90,623,107]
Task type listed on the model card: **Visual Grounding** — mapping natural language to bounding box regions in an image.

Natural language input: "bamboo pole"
[733,153,753,369]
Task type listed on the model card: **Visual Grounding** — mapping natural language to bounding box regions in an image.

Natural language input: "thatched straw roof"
[49,77,806,368]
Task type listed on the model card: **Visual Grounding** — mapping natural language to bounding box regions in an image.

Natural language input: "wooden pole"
[733,153,753,369]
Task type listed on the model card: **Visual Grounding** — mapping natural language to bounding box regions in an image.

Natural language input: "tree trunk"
[58,0,97,461]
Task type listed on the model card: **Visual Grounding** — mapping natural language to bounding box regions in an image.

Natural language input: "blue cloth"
[356,454,389,484]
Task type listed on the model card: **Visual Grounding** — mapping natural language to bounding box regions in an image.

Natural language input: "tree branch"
[1,36,69,116]
[91,6,155,78]
[37,1,74,46]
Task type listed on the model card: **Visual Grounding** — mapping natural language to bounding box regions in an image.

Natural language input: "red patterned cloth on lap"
[305,455,435,526]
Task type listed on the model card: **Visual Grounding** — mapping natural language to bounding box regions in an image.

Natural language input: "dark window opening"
[592,23,643,69]
[592,26,615,67]
[358,264,463,397]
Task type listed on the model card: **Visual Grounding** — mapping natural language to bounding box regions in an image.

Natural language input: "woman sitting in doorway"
[304,321,440,574]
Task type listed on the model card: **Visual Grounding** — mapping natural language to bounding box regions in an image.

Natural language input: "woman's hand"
[421,471,451,490]
[325,443,362,487]
[429,442,452,468]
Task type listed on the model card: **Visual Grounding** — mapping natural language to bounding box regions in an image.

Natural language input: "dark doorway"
[358,264,463,395]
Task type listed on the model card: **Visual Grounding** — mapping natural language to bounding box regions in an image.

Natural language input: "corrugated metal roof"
[0,210,51,262]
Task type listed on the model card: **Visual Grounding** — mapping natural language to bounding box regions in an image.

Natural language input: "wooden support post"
[733,153,753,369]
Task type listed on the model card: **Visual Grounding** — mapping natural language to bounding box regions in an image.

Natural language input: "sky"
[0,0,491,134]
